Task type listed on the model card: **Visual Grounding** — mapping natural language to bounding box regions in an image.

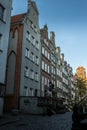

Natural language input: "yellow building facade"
[76,66,86,79]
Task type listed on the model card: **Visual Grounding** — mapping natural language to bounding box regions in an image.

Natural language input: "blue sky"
[12,0,87,74]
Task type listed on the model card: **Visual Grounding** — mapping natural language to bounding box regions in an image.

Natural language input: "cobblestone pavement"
[0,112,73,130]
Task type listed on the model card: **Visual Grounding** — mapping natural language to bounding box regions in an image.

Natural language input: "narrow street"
[0,112,72,130]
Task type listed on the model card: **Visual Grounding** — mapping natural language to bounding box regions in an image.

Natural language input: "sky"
[12,0,87,74]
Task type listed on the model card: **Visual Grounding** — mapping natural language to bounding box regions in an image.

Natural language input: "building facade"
[40,25,51,97]
[4,0,41,112]
[56,50,75,103]
[0,0,12,115]
[40,25,75,103]
[4,0,75,113]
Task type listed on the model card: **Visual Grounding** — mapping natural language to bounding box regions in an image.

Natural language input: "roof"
[11,13,26,23]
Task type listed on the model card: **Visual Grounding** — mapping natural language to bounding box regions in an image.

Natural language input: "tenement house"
[40,25,51,97]
[4,0,41,113]
[4,0,75,113]
[0,0,12,115]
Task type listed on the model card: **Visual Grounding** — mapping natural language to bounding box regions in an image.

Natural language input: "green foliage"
[76,77,87,98]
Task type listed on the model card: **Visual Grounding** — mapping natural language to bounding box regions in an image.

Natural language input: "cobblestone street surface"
[0,112,73,130]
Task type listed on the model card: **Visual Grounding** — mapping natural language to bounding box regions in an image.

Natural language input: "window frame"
[35,72,38,81]
[0,4,5,21]
[24,66,29,78]
[0,34,2,51]
[25,48,30,58]
[24,86,29,96]
[30,69,34,79]
[26,31,31,41]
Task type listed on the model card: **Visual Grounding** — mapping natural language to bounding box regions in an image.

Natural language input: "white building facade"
[0,0,12,115]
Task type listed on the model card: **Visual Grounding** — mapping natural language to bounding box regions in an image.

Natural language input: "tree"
[76,77,87,99]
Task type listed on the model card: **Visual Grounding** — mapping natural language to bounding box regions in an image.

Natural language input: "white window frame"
[48,65,50,73]
[42,76,44,90]
[45,50,47,57]
[42,61,44,70]
[35,56,39,65]
[48,52,50,59]
[45,78,47,85]
[36,40,39,49]
[25,48,30,58]
[30,69,34,79]
[35,72,38,81]
[45,63,47,72]
[42,47,45,55]
[24,67,29,77]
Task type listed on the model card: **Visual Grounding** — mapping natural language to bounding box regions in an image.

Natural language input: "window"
[54,68,56,75]
[42,76,44,85]
[34,26,37,33]
[46,41,48,46]
[31,22,34,29]
[48,52,50,59]
[0,4,5,20]
[42,47,45,55]
[45,78,47,85]
[34,89,38,97]
[42,61,44,70]
[45,63,47,72]
[24,86,28,96]
[31,36,35,45]
[24,67,29,77]
[0,84,3,96]
[41,76,44,92]
[35,72,38,81]
[30,52,34,62]
[25,48,30,58]
[35,56,39,65]
[36,41,39,49]
[48,65,50,73]
[30,88,33,96]
[30,69,34,79]
[48,79,50,86]
[0,34,2,50]
[26,31,31,41]
[45,50,47,57]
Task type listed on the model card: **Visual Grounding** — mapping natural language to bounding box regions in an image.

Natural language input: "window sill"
[24,75,29,79]
[29,78,34,80]
[25,56,30,60]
